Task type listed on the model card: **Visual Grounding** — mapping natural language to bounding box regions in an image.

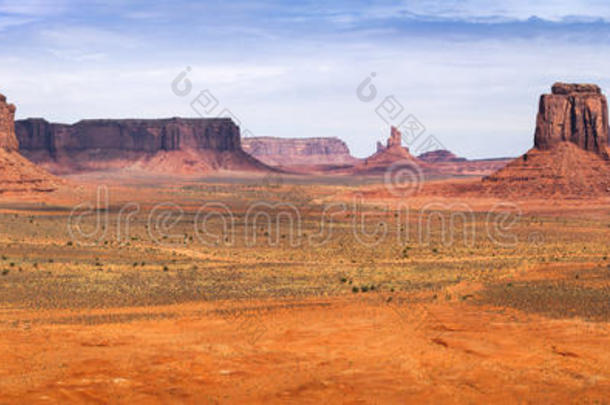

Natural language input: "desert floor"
[0,174,608,404]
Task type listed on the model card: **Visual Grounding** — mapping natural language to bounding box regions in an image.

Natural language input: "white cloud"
[40,26,141,49]
[0,0,69,16]
[386,0,610,22]
[3,34,610,159]
[0,15,36,31]
[2,1,610,159]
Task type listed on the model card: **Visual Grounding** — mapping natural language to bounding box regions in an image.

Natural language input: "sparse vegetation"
[0,178,605,317]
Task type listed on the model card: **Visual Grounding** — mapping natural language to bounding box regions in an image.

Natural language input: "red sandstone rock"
[0,94,59,194]
[363,126,414,164]
[534,82,609,158]
[376,141,385,153]
[352,126,426,175]
[387,126,402,149]
[417,149,466,163]
[551,83,601,95]
[241,137,359,166]
[15,118,273,174]
[0,94,18,152]
[485,83,610,197]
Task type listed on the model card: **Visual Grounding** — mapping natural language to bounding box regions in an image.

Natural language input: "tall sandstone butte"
[363,126,416,165]
[534,82,609,158]
[485,83,610,197]
[354,126,428,175]
[0,94,58,193]
[0,94,18,151]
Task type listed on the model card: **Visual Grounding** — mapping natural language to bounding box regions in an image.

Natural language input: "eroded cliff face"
[0,94,58,193]
[534,82,609,158]
[16,118,241,155]
[485,83,610,197]
[0,94,18,152]
[241,137,358,166]
[14,118,269,174]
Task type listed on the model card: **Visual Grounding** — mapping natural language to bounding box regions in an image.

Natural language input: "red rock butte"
[535,82,609,158]
[0,94,18,152]
[360,126,419,170]
[485,83,610,197]
[0,93,59,194]
[352,126,450,176]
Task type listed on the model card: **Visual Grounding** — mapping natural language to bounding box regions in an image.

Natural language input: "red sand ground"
[0,172,608,404]
[1,282,608,404]
[0,149,61,194]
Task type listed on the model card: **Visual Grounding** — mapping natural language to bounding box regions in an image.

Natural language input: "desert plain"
[0,170,608,404]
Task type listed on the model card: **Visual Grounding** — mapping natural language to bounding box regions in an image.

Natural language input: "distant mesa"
[241,128,509,177]
[417,148,511,177]
[351,127,508,177]
[0,94,59,194]
[417,149,467,163]
[241,136,359,167]
[16,118,274,175]
[485,82,610,196]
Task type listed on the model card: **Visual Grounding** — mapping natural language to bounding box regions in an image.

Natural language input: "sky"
[1,1,610,159]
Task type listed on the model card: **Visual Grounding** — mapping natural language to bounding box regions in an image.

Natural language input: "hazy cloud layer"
[1,0,609,158]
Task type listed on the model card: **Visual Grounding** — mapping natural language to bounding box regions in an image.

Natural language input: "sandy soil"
[1,290,609,404]
[0,173,608,404]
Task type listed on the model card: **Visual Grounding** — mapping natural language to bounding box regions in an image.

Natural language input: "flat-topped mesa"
[14,117,274,174]
[418,149,467,163]
[534,82,609,158]
[241,136,358,166]
[16,117,241,155]
[0,93,19,152]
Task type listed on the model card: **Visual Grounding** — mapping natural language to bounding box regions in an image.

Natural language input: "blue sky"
[2,1,610,158]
